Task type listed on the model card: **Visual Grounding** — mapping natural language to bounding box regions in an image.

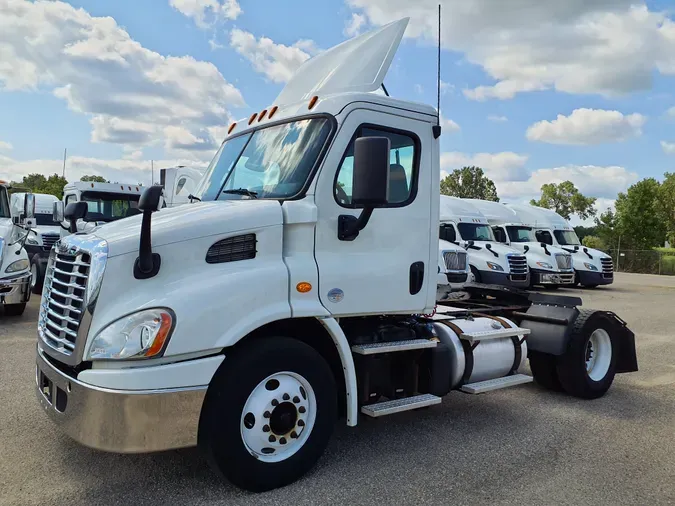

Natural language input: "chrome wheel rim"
[30,263,37,289]
[240,372,316,463]
[585,329,612,381]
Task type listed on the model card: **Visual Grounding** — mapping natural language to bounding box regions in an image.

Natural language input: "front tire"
[3,303,26,316]
[199,337,337,492]
[30,254,46,294]
[556,310,617,399]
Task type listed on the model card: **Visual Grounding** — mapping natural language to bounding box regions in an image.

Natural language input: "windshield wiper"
[221,188,258,198]
[188,194,201,202]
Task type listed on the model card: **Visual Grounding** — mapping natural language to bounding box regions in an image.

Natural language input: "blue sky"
[1,0,675,224]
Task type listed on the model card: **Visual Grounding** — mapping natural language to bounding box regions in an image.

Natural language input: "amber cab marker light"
[308,96,318,110]
[248,113,257,125]
[258,109,268,122]
[268,105,278,118]
[144,313,173,357]
[296,282,312,293]
[227,122,237,134]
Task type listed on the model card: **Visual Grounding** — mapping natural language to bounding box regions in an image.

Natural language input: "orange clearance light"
[296,282,312,293]
[308,96,318,110]
[227,122,237,134]
[248,113,257,125]
[268,105,278,118]
[258,109,268,122]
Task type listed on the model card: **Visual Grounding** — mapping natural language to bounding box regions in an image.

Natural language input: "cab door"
[313,110,435,316]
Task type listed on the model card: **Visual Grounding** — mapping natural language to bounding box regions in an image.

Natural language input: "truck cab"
[439,196,529,287]
[467,199,574,288]
[436,239,469,301]
[159,166,205,207]
[506,204,613,287]
[0,182,33,315]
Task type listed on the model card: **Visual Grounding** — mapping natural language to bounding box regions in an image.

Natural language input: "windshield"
[35,214,60,227]
[507,226,536,243]
[80,191,140,222]
[195,118,332,201]
[457,223,495,242]
[554,230,581,246]
[0,187,9,218]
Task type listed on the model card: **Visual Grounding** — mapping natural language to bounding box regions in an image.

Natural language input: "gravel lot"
[1,272,674,505]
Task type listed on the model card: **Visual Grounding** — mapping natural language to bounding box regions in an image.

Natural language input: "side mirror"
[139,184,164,212]
[338,137,390,241]
[24,193,35,219]
[53,201,65,223]
[65,201,88,234]
[134,185,164,279]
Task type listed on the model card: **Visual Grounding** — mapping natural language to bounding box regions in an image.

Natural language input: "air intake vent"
[206,234,257,264]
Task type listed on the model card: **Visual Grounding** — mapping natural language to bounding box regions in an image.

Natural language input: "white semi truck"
[0,181,33,316]
[440,196,530,288]
[159,166,205,207]
[467,199,575,288]
[35,19,637,492]
[506,204,614,288]
[436,240,469,300]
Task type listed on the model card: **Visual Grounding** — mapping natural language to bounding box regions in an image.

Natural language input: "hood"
[33,225,60,236]
[509,242,569,256]
[275,18,408,106]
[468,240,523,258]
[88,200,284,258]
[438,239,463,253]
[564,246,609,262]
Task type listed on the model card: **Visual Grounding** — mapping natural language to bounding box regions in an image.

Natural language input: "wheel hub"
[585,329,612,381]
[270,402,297,435]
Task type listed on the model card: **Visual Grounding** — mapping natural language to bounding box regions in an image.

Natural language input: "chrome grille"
[507,255,528,275]
[601,257,613,273]
[555,253,572,270]
[42,234,60,249]
[38,250,90,355]
[443,251,467,272]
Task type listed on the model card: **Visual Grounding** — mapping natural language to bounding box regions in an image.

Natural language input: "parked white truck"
[436,240,469,300]
[0,182,33,316]
[439,196,530,288]
[467,199,574,288]
[11,193,61,294]
[506,204,614,288]
[159,166,205,207]
[35,19,637,492]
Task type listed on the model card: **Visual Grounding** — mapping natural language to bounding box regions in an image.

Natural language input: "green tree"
[595,209,619,250]
[9,173,68,199]
[440,166,499,201]
[582,235,607,250]
[614,178,666,249]
[530,181,596,221]
[657,172,675,245]
[574,225,598,242]
[80,175,109,183]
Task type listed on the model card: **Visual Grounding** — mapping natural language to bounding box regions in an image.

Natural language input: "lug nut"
[299,406,306,414]
[290,431,298,439]
[283,393,290,401]
[269,435,276,443]
[279,437,287,445]
[263,411,271,418]
[298,420,305,427]
[271,399,279,407]
[293,396,300,403]
[263,425,270,432]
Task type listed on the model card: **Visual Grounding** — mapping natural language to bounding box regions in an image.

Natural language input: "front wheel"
[199,337,337,492]
[30,254,46,294]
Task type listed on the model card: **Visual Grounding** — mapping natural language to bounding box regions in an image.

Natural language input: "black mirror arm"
[338,208,374,241]
[540,243,551,255]
[485,243,499,258]
[523,245,530,254]
[134,209,161,279]
[583,247,593,259]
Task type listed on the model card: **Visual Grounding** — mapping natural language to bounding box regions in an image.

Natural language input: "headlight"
[87,309,174,360]
[486,261,504,271]
[584,262,599,271]
[536,261,554,270]
[26,236,39,245]
[6,259,29,273]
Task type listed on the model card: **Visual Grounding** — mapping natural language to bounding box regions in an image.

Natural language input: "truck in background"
[11,193,60,294]
[506,204,614,288]
[436,240,469,300]
[467,199,574,288]
[0,181,33,316]
[439,196,530,288]
[34,19,636,491]
[160,166,205,207]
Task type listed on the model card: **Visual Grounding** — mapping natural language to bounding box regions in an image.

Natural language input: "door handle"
[409,261,425,295]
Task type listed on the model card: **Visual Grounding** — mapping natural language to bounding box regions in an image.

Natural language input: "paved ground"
[1,273,674,505]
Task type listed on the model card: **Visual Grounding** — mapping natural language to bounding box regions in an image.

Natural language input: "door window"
[493,227,508,243]
[335,126,418,207]
[439,224,456,242]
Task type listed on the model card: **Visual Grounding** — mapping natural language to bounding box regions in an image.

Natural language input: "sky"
[1,0,675,225]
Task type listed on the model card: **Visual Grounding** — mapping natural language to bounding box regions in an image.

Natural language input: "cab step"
[460,327,530,344]
[460,374,533,394]
[351,339,437,355]
[361,393,441,417]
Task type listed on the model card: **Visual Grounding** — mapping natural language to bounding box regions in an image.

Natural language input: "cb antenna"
[433,4,442,139]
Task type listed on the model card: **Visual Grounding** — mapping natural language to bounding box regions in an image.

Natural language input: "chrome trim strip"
[53,266,88,279]
[48,298,82,314]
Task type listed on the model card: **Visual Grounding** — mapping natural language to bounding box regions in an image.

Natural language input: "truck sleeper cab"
[466,199,574,288]
[439,196,529,288]
[35,18,635,493]
[506,204,613,287]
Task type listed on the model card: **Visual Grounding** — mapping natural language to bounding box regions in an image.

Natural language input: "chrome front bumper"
[35,346,207,453]
[0,271,31,304]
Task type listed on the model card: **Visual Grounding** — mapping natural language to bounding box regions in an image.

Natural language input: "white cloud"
[440,80,454,94]
[497,165,639,201]
[169,0,241,28]
[488,115,508,122]
[440,115,460,132]
[526,108,646,145]
[229,29,316,83]
[344,13,367,37]
[414,84,424,94]
[347,1,675,100]
[662,140,675,154]
[441,151,529,181]
[667,106,675,118]
[164,125,217,155]
[0,0,244,151]
[0,141,12,151]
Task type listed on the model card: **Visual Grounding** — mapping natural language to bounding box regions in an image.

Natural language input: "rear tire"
[556,310,617,399]
[199,336,337,492]
[30,254,46,294]
[4,303,26,316]
[528,351,563,391]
